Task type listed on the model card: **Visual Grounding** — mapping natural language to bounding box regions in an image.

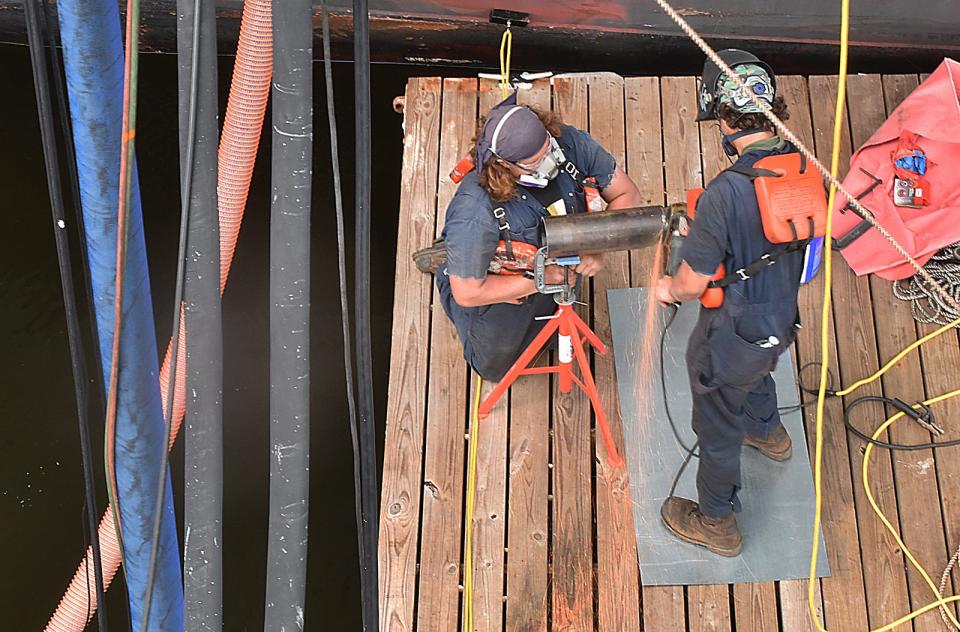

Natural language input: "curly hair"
[475,108,565,202]
[718,95,789,133]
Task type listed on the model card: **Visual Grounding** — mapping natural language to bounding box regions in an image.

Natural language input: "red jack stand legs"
[477,299,624,468]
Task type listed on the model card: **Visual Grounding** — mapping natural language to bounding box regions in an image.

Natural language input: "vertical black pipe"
[177,0,222,627]
[39,0,105,409]
[265,0,312,627]
[353,0,380,626]
[23,1,108,629]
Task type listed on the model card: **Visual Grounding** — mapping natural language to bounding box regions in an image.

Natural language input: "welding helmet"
[697,49,777,122]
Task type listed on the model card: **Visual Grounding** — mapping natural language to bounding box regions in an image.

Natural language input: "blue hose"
[56,0,183,628]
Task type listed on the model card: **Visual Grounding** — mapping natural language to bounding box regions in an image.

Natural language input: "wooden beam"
[588,72,643,632]
[503,79,553,632]
[786,74,870,632]
[379,76,443,632]
[416,77,477,632]
[550,75,596,632]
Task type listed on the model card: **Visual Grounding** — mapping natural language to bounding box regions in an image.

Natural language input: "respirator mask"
[517,137,566,188]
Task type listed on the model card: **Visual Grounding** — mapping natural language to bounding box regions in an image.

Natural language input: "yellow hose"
[807,0,850,624]
[462,373,483,632]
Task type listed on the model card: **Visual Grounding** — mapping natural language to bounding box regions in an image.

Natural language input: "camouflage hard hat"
[697,49,777,121]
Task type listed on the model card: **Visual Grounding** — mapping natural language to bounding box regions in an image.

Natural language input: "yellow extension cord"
[808,1,960,630]
[499,25,513,100]
[462,373,483,632]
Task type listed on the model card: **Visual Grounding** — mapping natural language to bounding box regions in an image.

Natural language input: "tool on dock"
[477,204,675,467]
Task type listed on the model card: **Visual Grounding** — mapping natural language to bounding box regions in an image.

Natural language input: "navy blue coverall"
[437,125,617,381]
[678,138,805,518]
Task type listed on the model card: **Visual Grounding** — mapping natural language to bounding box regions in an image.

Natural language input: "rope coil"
[893,243,960,326]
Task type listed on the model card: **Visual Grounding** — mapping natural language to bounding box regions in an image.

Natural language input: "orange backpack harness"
[687,152,828,308]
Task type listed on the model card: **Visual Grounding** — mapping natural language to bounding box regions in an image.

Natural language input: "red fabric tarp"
[832,58,960,280]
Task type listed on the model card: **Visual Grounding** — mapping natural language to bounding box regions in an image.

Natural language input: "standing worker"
[419,92,643,381]
[655,50,812,556]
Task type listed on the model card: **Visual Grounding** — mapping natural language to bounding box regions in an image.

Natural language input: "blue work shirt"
[437,124,617,365]
[680,138,804,340]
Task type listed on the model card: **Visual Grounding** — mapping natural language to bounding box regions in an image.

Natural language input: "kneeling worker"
[435,94,642,381]
[655,51,809,556]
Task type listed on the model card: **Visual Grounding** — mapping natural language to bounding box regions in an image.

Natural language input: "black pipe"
[319,3,377,630]
[353,0,380,627]
[40,0,105,410]
[540,205,669,257]
[177,0,223,626]
[24,1,108,629]
[264,0,312,626]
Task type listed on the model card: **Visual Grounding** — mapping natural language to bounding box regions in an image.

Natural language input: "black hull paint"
[1,1,956,73]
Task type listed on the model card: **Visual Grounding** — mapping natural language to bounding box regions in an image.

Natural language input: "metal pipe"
[264,0,312,626]
[540,205,670,257]
[177,0,223,626]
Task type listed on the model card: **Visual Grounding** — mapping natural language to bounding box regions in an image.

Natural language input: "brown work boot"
[743,422,793,461]
[411,238,447,274]
[660,496,743,557]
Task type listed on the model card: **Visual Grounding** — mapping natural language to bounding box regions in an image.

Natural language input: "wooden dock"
[379,72,960,631]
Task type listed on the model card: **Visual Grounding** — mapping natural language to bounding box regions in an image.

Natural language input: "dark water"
[1,42,449,629]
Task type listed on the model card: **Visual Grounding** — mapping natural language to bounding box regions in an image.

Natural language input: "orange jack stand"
[477,301,624,468]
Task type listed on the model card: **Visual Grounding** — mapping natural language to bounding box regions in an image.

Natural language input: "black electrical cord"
[353,0,380,629]
[319,4,378,631]
[140,0,201,625]
[659,303,700,498]
[39,0,105,397]
[843,396,960,451]
[24,1,108,629]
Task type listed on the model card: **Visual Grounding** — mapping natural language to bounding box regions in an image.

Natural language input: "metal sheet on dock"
[608,287,830,586]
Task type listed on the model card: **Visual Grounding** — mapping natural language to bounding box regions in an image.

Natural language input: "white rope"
[941,543,960,628]
[653,0,960,315]
[893,243,960,326]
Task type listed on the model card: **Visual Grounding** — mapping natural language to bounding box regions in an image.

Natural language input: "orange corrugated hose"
[45,0,272,628]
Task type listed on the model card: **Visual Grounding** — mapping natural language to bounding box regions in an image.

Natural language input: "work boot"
[743,422,793,461]
[412,238,447,274]
[660,496,742,557]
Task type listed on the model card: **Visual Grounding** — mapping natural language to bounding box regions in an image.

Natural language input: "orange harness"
[686,152,828,307]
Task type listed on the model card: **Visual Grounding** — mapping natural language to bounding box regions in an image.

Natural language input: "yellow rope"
[499,26,512,100]
[807,0,850,626]
[862,389,960,630]
[462,373,483,632]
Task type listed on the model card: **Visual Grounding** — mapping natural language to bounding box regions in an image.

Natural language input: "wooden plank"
[778,579,822,632]
[687,586,732,632]
[772,76,823,632]
[504,371,551,632]
[550,75,596,632]
[625,76,666,288]
[588,72,642,632]
[380,76,443,632]
[786,74,870,632]
[503,79,552,632]
[833,73,913,629]
[638,75,703,632]
[471,376,510,632]
[732,583,778,632]
[415,77,476,632]
[873,73,950,632]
